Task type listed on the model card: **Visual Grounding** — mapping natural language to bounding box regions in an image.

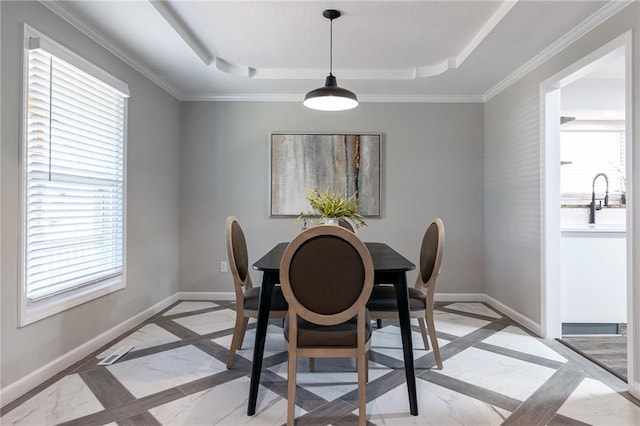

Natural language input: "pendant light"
[304,9,358,111]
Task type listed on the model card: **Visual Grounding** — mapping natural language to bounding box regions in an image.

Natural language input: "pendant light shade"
[304,10,358,111]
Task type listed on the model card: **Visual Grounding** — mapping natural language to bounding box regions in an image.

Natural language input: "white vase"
[323,217,339,225]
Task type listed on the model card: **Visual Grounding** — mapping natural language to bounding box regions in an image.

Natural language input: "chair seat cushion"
[244,286,288,311]
[284,310,372,347]
[366,285,427,311]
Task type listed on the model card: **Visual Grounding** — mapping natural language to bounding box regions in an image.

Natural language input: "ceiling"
[562,54,626,122]
[43,1,628,102]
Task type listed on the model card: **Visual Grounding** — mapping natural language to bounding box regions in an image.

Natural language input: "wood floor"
[560,324,627,382]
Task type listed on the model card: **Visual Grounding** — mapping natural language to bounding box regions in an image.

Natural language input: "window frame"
[560,126,626,207]
[19,24,129,326]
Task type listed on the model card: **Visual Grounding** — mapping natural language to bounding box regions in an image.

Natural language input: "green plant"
[296,187,367,229]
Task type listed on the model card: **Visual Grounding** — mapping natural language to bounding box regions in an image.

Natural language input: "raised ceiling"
[43,1,628,101]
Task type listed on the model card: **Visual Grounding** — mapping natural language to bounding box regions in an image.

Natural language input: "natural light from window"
[20,25,129,325]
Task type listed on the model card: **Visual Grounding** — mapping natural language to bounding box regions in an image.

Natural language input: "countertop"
[561,224,626,234]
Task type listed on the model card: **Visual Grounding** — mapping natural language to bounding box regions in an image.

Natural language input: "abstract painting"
[270,133,381,216]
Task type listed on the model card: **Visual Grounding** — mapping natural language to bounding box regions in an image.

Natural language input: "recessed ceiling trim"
[39,0,627,104]
[214,58,256,78]
[39,0,182,99]
[483,0,633,101]
[138,0,520,82]
[360,94,484,103]
[254,68,419,80]
[415,60,450,79]
[182,93,483,103]
[453,0,518,69]
[241,0,518,81]
[149,0,213,65]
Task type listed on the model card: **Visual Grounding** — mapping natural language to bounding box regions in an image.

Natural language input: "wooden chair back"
[226,216,253,304]
[280,225,373,326]
[338,217,358,234]
[416,218,445,292]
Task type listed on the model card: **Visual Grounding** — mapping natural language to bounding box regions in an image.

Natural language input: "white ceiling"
[562,54,626,122]
[43,0,628,102]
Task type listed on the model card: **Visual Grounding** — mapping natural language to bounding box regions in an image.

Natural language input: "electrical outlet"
[220,261,228,272]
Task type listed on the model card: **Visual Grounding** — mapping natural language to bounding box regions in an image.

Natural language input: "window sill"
[561,204,626,209]
[20,276,125,327]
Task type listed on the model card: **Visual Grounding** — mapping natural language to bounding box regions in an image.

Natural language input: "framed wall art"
[270,133,381,217]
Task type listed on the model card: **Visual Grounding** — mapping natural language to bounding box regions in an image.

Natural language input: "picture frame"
[270,133,381,217]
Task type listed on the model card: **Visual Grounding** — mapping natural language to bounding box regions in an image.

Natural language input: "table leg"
[395,272,418,415]
[247,272,275,415]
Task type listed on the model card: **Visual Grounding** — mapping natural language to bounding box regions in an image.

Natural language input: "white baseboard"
[482,294,543,336]
[0,293,180,408]
[435,293,542,336]
[175,291,235,301]
[435,293,485,302]
[630,380,640,400]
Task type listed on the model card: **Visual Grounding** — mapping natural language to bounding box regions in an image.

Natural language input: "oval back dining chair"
[280,225,374,426]
[366,218,445,369]
[225,216,288,368]
[338,217,358,234]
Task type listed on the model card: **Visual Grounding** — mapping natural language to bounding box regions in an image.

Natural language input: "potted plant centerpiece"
[296,187,367,229]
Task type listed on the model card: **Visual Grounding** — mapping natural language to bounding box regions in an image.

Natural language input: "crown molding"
[39,0,182,100]
[183,94,301,102]
[360,94,484,103]
[182,93,484,103]
[482,0,633,102]
[38,0,630,105]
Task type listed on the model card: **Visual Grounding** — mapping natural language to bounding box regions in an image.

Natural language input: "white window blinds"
[560,130,626,205]
[24,38,128,302]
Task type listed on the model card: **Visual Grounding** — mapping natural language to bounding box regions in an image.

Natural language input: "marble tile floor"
[2,301,640,425]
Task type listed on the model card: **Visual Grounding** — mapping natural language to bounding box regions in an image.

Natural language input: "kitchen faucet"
[589,172,609,224]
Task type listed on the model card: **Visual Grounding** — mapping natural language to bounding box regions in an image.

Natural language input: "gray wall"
[179,101,484,297]
[6,0,636,401]
[1,1,181,387]
[484,3,640,325]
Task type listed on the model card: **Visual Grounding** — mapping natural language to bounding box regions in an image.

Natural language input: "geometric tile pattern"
[2,301,639,425]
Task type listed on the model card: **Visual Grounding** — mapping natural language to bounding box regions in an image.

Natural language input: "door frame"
[540,31,636,395]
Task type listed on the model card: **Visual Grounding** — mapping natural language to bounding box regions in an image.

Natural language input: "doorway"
[541,32,635,389]
[557,51,627,381]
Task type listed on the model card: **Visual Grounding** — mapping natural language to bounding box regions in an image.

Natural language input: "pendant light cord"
[329,18,333,76]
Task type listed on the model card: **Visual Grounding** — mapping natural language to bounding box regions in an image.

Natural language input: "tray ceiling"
[44,1,627,101]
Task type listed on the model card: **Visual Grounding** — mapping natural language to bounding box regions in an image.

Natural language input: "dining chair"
[366,218,445,369]
[303,216,359,373]
[280,225,374,426]
[225,216,288,369]
[338,217,358,234]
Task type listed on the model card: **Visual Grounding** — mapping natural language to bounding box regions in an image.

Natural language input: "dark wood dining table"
[247,241,418,416]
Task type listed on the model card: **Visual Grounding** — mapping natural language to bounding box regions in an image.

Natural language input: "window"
[560,130,626,205]
[20,25,129,325]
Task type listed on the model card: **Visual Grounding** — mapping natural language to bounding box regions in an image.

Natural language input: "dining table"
[246,241,418,416]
